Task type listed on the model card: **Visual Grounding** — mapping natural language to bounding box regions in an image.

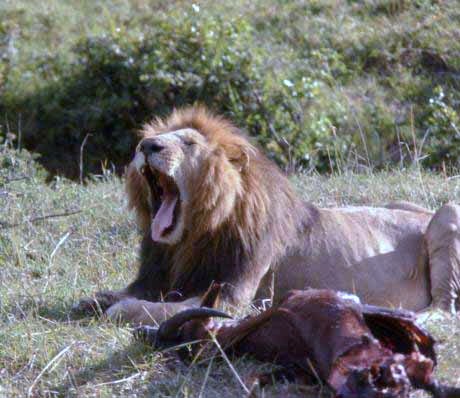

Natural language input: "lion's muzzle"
[134,140,183,244]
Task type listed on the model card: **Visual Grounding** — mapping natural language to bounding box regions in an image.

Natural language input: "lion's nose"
[140,139,165,155]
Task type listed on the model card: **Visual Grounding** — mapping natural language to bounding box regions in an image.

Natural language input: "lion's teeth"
[133,151,146,171]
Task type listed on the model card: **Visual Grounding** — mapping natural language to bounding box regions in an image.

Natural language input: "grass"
[1,1,459,395]
[1,149,459,397]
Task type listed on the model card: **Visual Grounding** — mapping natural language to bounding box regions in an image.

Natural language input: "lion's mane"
[125,107,315,303]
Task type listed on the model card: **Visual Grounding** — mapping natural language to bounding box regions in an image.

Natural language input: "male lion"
[74,106,460,324]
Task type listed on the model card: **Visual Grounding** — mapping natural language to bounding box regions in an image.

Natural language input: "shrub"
[1,1,459,178]
[423,85,460,167]
[0,129,45,185]
[0,7,351,177]
[2,13,259,177]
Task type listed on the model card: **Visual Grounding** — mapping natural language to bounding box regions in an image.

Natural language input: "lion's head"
[130,127,210,245]
[126,106,306,300]
[126,107,274,244]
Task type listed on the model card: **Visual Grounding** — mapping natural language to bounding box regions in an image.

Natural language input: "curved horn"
[158,307,232,341]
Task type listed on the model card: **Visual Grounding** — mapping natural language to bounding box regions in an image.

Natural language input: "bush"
[0,130,45,186]
[1,13,255,177]
[423,85,460,167]
[0,7,352,177]
[1,1,459,178]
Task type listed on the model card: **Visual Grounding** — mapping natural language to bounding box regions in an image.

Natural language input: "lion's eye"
[183,140,196,146]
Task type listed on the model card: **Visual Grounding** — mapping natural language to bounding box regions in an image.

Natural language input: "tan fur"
[75,107,460,326]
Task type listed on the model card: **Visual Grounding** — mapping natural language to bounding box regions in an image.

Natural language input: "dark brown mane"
[126,106,315,303]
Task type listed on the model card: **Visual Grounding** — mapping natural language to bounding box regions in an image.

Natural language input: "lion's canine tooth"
[133,151,146,171]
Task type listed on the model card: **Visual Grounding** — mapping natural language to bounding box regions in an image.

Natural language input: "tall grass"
[1,145,459,397]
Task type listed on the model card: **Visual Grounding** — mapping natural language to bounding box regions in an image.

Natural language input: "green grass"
[1,149,459,397]
[1,1,460,395]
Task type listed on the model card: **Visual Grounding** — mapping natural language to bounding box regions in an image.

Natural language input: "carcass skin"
[135,288,459,398]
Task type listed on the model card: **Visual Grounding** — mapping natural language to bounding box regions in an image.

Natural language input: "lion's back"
[270,205,432,310]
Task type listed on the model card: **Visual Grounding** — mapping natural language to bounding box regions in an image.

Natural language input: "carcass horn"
[158,307,232,342]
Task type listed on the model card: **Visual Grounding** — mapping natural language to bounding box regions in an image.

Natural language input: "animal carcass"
[135,287,459,398]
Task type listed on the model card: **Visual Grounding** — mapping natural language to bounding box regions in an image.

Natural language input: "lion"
[73,106,460,325]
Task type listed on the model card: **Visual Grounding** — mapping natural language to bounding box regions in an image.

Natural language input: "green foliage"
[1,0,460,177]
[0,128,45,186]
[2,10,263,177]
[423,86,460,166]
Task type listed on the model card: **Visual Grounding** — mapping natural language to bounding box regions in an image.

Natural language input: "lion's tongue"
[151,194,178,241]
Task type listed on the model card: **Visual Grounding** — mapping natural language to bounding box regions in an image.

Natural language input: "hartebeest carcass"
[134,287,459,398]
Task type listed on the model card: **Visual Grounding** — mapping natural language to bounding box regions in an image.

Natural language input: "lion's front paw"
[71,291,123,317]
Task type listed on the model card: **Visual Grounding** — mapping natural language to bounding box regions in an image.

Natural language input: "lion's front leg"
[105,297,201,326]
[72,290,128,317]
[72,260,169,318]
[425,203,460,314]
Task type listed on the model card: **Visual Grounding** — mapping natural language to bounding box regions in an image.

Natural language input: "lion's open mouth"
[141,165,181,242]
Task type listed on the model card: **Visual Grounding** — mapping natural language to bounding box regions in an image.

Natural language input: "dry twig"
[0,209,82,229]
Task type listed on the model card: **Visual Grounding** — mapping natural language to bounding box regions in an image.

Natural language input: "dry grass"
[1,158,459,396]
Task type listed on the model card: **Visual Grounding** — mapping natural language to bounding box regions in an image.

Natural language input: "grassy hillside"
[1,0,459,177]
[1,147,459,397]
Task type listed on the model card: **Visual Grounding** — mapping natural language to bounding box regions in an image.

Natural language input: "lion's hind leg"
[425,203,460,314]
